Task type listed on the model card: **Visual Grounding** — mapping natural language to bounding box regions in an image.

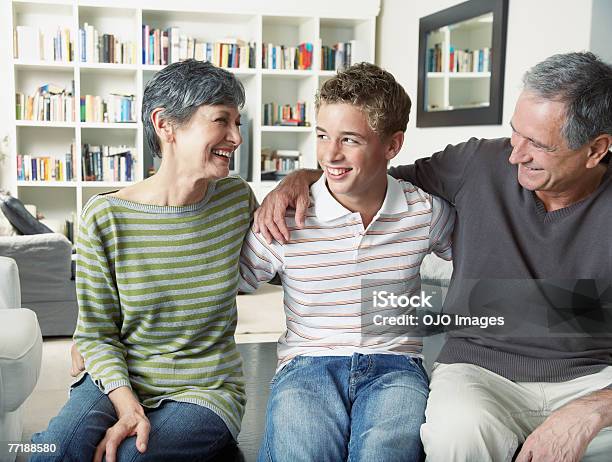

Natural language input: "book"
[81,144,136,181]
[16,83,75,122]
[141,25,255,68]
[263,102,309,126]
[263,42,312,70]
[16,141,76,181]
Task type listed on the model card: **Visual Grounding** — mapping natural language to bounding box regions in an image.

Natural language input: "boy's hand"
[70,342,85,377]
[253,169,321,243]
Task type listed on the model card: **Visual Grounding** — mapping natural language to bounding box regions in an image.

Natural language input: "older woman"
[32,60,255,462]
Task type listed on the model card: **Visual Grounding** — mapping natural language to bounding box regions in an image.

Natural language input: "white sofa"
[0,256,43,462]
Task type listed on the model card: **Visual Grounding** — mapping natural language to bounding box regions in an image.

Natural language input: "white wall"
[591,0,612,64]
[0,0,13,190]
[377,0,596,165]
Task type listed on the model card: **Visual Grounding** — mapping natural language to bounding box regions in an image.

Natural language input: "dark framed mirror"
[416,0,508,127]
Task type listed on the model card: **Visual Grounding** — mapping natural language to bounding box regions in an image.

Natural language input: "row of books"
[261,148,301,176]
[428,44,492,73]
[142,26,256,68]
[262,43,313,70]
[17,144,77,182]
[82,144,135,182]
[427,43,444,73]
[263,156,301,174]
[80,94,136,123]
[321,41,357,71]
[14,26,73,62]
[263,102,309,126]
[449,47,491,73]
[80,23,137,64]
[15,83,75,122]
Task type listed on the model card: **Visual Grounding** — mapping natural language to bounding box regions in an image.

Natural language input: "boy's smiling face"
[316,103,399,210]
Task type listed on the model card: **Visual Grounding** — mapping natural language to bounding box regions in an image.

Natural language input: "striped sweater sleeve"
[238,229,284,293]
[74,203,131,394]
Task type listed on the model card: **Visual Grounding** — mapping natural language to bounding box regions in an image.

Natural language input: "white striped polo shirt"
[239,174,454,370]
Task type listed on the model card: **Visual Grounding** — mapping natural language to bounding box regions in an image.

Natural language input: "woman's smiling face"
[172,104,243,180]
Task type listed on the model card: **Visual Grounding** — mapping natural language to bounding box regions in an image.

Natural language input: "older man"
[254,52,612,461]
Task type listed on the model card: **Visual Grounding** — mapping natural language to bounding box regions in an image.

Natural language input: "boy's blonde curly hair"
[315,62,411,139]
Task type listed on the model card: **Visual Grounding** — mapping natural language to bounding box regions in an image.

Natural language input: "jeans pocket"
[68,372,90,396]
[269,357,303,388]
[401,356,429,385]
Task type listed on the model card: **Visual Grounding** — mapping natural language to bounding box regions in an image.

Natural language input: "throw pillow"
[0,193,53,235]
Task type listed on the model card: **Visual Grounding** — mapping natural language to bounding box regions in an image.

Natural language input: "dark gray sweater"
[390,137,612,382]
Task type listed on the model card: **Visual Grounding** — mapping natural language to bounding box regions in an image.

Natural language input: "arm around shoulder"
[388,137,498,203]
[253,168,321,243]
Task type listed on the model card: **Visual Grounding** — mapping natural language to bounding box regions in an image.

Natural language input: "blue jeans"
[31,374,233,462]
[258,354,429,462]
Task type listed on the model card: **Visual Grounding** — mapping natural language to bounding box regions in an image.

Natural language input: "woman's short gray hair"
[522,52,612,150]
[142,60,245,157]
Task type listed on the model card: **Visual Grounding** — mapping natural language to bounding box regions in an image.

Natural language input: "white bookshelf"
[7,0,379,232]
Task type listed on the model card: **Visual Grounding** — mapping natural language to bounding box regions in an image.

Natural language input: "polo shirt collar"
[311,174,409,223]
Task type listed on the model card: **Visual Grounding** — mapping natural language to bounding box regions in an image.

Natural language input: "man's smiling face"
[508,91,591,194]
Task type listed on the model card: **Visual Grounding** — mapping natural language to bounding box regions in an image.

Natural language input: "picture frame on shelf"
[416,0,508,127]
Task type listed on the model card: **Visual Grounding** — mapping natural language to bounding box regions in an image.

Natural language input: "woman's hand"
[70,342,85,377]
[94,387,150,462]
[93,410,150,462]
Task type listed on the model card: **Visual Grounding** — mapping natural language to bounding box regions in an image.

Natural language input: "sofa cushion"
[0,194,53,235]
[0,257,21,310]
[0,309,43,412]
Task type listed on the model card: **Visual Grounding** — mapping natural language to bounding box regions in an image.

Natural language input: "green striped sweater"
[74,177,255,438]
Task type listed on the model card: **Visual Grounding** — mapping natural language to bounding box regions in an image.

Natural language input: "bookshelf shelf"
[427,71,490,78]
[17,181,77,187]
[79,122,138,129]
[79,63,140,72]
[448,71,491,78]
[261,126,312,133]
[261,69,314,78]
[13,0,72,4]
[15,121,77,128]
[14,60,74,70]
[8,0,379,234]
[81,181,134,188]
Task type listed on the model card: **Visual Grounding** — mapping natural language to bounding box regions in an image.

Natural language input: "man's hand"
[253,169,321,243]
[70,342,85,377]
[515,389,612,462]
[93,409,150,462]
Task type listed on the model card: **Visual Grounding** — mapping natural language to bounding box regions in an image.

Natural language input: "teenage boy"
[239,63,455,462]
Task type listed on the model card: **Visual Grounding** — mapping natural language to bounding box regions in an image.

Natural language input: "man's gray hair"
[522,52,612,150]
[142,59,245,157]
